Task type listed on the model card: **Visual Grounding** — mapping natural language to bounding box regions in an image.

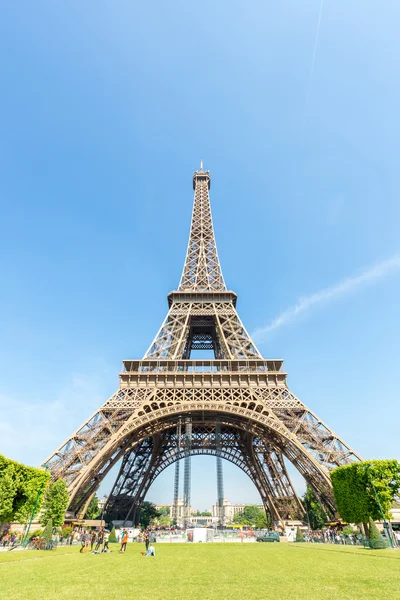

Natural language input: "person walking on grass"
[119,530,129,553]
[80,532,87,553]
[95,529,104,552]
[102,530,110,552]
[90,531,96,551]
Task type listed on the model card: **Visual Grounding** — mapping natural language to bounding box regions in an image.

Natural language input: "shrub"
[0,455,50,523]
[295,527,305,542]
[42,519,53,544]
[28,529,43,540]
[109,526,118,543]
[61,526,73,538]
[342,526,356,535]
[368,517,388,549]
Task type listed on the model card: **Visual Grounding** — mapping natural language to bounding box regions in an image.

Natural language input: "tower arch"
[44,165,361,525]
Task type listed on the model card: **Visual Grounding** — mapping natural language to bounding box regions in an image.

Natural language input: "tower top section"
[192,161,211,190]
[179,164,226,291]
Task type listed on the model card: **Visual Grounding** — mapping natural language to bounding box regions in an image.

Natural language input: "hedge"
[330,459,400,524]
[0,454,50,524]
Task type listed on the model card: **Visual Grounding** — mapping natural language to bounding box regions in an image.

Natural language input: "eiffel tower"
[45,164,361,525]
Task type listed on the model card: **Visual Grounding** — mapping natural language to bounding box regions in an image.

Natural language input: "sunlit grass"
[1,542,399,599]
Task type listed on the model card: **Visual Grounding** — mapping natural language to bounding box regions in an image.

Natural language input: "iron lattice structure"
[44,165,361,525]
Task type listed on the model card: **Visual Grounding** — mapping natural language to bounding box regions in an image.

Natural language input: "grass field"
[1,542,399,600]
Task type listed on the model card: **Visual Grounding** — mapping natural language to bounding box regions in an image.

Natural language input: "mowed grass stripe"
[1,543,399,600]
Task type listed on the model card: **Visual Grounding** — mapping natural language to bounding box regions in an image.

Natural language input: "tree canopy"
[302,486,327,530]
[40,479,69,527]
[0,454,50,524]
[158,506,170,516]
[232,505,267,528]
[331,459,400,523]
[139,501,161,528]
[84,494,100,519]
[158,514,171,527]
[42,518,53,543]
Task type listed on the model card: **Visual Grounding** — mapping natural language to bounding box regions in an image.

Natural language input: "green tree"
[342,526,356,535]
[158,506,170,516]
[232,505,267,527]
[109,526,118,543]
[28,528,43,540]
[331,460,400,524]
[139,501,161,528]
[159,514,171,527]
[302,486,327,530]
[254,511,268,529]
[40,480,69,527]
[84,494,100,519]
[0,455,50,524]
[368,517,387,549]
[0,465,17,523]
[42,518,53,545]
[295,526,305,542]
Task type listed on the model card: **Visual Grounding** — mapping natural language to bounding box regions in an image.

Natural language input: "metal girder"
[179,168,225,292]
[43,165,361,522]
[103,423,304,525]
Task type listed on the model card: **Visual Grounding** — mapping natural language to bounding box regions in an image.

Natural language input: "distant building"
[210,500,264,524]
[155,500,191,527]
[154,499,264,527]
[97,495,109,514]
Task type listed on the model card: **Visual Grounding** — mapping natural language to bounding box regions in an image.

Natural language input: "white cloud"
[252,255,400,343]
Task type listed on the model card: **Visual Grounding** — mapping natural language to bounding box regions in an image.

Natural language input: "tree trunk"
[361,522,369,538]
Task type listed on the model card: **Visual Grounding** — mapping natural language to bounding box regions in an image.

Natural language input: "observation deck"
[168,290,237,307]
[120,359,287,389]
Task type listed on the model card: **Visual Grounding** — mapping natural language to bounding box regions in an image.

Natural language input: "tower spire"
[44,164,362,531]
[178,166,226,291]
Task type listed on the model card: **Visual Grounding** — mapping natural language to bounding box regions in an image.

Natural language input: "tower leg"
[215,422,224,527]
[172,421,182,526]
[183,418,192,528]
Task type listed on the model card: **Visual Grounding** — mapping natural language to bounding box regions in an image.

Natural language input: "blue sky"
[1,1,399,510]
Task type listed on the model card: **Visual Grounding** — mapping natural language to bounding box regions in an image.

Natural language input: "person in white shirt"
[146,544,155,556]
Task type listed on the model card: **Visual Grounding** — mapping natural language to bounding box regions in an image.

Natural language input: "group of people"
[304,530,361,545]
[303,527,400,546]
[0,533,19,548]
[118,528,155,556]
[79,528,110,553]
[0,525,158,556]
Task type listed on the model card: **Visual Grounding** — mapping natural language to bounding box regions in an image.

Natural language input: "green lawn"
[1,542,399,600]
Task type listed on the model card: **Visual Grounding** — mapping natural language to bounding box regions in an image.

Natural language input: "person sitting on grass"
[146,544,155,556]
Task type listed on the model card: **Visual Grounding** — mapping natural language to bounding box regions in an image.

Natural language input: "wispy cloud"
[0,366,114,467]
[252,255,400,343]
